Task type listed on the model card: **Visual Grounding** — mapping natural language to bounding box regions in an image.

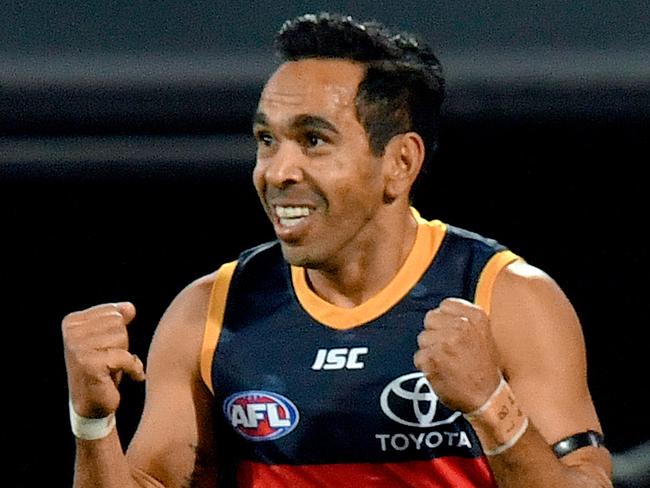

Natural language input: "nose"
[261,142,304,189]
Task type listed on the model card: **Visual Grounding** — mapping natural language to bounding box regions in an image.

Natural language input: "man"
[62,13,613,487]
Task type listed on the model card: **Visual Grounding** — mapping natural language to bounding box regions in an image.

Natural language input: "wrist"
[68,398,116,440]
[463,376,529,456]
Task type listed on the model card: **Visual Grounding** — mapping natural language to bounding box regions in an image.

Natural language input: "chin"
[279,243,321,269]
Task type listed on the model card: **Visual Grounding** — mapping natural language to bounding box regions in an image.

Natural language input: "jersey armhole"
[474,250,522,316]
[200,260,238,395]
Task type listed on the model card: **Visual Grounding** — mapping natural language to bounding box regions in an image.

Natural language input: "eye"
[304,132,326,148]
[255,131,274,147]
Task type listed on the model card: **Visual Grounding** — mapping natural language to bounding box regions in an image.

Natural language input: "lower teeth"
[280,218,303,227]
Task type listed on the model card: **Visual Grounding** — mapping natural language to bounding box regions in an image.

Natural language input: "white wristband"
[69,398,116,440]
[463,376,529,456]
[483,416,529,456]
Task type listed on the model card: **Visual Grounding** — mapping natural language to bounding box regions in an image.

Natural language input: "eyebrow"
[252,112,339,135]
[292,114,339,134]
[252,112,268,127]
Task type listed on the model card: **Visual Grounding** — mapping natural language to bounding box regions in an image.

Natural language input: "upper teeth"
[276,206,311,218]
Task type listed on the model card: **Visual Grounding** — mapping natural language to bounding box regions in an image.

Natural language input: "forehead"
[258,59,364,123]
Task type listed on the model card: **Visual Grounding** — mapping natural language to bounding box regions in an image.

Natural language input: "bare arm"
[414,260,612,487]
[486,261,612,487]
[63,273,218,488]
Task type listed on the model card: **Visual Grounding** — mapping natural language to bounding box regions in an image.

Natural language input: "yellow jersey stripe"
[474,250,521,316]
[200,260,237,394]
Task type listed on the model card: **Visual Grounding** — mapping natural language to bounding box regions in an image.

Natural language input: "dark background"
[1,1,649,486]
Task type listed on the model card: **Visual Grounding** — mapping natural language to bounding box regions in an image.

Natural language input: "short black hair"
[275,12,445,171]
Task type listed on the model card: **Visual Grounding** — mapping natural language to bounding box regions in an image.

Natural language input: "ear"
[383,132,425,202]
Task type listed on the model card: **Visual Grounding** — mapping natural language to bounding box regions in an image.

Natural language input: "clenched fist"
[413,298,502,413]
[62,302,145,418]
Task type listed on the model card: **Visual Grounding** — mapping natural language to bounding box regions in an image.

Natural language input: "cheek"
[327,168,384,214]
[342,154,385,195]
[252,164,272,209]
[252,162,265,194]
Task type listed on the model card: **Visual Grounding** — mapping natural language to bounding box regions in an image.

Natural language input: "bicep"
[490,261,610,470]
[126,277,219,487]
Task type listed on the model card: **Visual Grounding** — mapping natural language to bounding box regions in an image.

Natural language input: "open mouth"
[275,205,313,228]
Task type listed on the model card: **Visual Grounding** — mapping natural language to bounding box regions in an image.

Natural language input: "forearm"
[485,424,612,488]
[73,429,157,488]
[463,377,611,487]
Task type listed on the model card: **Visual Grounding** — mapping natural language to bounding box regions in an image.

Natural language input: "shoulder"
[163,242,280,334]
[489,259,585,380]
[147,271,219,373]
[493,260,576,321]
[163,272,217,326]
[148,242,281,365]
[445,223,505,249]
[228,241,286,295]
[235,240,283,274]
[439,223,510,270]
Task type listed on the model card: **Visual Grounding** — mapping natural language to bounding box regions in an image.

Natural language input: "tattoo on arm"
[182,443,218,488]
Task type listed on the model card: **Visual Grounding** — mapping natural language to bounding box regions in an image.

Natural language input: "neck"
[305,206,418,308]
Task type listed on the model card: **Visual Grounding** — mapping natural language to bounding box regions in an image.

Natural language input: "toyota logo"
[380,372,461,427]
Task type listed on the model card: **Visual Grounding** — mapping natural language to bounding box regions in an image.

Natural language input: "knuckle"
[108,315,129,332]
[61,321,73,340]
[413,351,424,369]
[62,321,94,346]
[414,347,434,368]
[62,308,83,323]
[61,314,81,334]
[439,297,460,311]
[62,326,85,349]
[455,315,470,328]
[102,312,128,331]
[424,308,441,322]
[416,330,428,348]
[94,302,119,313]
[424,315,441,330]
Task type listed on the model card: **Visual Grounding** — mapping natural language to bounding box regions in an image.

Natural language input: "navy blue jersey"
[200,215,520,487]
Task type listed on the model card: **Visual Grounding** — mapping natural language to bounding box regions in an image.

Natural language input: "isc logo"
[223,391,300,441]
[311,347,368,370]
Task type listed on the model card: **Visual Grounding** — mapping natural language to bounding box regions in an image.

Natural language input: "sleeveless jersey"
[200,215,520,487]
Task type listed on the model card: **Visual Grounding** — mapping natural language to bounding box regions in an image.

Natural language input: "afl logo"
[223,390,300,441]
[380,372,460,428]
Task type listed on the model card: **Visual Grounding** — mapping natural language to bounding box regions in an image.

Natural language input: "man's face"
[252,58,388,269]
